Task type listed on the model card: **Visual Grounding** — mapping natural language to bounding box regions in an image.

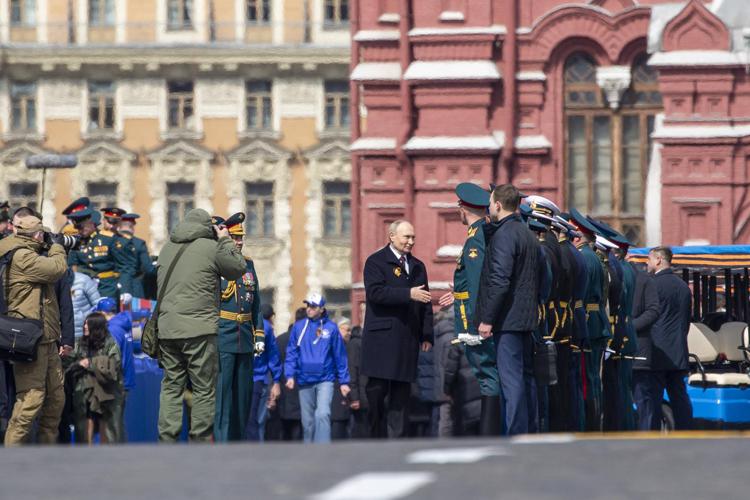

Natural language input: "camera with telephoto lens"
[43,232,80,252]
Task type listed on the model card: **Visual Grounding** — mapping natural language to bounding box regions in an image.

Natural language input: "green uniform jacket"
[218,258,264,353]
[0,236,68,344]
[580,244,610,341]
[452,220,484,335]
[68,230,137,295]
[156,209,246,340]
[618,258,638,356]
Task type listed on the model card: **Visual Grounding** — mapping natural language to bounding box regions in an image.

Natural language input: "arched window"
[564,53,662,245]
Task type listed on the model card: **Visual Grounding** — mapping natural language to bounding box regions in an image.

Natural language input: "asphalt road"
[1,433,749,500]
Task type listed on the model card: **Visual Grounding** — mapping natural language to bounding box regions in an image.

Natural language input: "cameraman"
[156,208,246,442]
[0,213,68,445]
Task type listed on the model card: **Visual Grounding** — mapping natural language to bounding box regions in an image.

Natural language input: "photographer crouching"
[0,212,69,446]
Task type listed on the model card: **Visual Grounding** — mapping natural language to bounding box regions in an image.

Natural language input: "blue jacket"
[72,272,101,338]
[253,319,282,383]
[108,312,136,390]
[284,313,350,387]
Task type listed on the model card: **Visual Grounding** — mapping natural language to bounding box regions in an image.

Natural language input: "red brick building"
[349,0,750,321]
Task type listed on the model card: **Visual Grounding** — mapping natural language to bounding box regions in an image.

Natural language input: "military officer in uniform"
[569,209,610,431]
[67,206,136,303]
[214,212,265,442]
[119,213,155,299]
[439,183,502,435]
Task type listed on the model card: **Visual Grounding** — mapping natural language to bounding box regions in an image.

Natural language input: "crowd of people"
[0,181,695,446]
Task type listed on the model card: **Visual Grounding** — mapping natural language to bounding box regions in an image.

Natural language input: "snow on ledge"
[437,245,463,258]
[404,60,501,81]
[649,50,747,67]
[516,71,546,81]
[353,30,400,42]
[404,135,502,151]
[408,25,507,37]
[652,124,750,139]
[515,135,552,150]
[379,13,400,24]
[350,137,397,151]
[439,11,465,22]
[351,62,402,81]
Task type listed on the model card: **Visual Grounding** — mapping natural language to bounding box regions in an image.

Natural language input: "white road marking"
[406,446,510,464]
[511,433,577,445]
[310,472,436,500]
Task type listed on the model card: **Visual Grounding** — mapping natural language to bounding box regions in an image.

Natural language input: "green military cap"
[456,182,490,209]
[101,207,126,220]
[528,218,548,233]
[211,215,226,226]
[225,212,246,237]
[569,207,599,236]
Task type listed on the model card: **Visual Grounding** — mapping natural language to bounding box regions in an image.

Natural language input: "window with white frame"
[167,0,193,30]
[10,81,37,132]
[88,81,115,131]
[247,0,271,24]
[246,81,272,130]
[87,182,118,212]
[9,182,38,209]
[89,0,115,26]
[323,288,351,322]
[324,0,349,28]
[245,182,274,238]
[10,0,36,26]
[322,181,350,238]
[167,81,195,130]
[166,182,195,234]
[324,81,349,130]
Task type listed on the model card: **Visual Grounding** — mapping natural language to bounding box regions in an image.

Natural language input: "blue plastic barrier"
[125,354,163,442]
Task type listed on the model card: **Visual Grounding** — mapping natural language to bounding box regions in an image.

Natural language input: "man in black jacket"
[346,325,369,439]
[477,184,540,436]
[361,220,434,439]
[646,246,693,430]
[631,268,660,430]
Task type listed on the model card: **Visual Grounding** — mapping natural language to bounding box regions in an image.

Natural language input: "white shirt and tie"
[390,245,409,275]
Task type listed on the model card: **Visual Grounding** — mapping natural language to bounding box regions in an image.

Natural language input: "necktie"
[399,255,407,275]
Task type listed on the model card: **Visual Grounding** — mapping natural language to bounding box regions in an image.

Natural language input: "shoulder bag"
[0,249,45,363]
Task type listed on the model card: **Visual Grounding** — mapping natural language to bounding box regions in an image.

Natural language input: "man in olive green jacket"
[0,215,68,446]
[156,209,246,442]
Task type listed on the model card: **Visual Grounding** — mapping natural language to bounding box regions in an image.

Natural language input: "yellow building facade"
[0,0,352,328]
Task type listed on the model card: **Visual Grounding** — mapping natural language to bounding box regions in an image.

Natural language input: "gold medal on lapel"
[394,267,402,277]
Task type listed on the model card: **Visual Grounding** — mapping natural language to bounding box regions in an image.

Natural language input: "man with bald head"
[361,220,434,439]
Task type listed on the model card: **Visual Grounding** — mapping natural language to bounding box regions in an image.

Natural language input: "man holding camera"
[0,214,69,445]
[156,208,246,442]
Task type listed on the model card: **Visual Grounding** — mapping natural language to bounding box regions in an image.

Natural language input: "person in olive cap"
[214,212,266,442]
[0,214,68,445]
[438,182,503,435]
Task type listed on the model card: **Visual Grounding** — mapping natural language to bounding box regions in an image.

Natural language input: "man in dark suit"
[361,220,434,439]
[631,267,660,430]
[476,184,540,436]
[646,246,693,430]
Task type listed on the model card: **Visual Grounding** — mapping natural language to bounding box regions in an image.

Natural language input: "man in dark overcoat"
[361,220,434,439]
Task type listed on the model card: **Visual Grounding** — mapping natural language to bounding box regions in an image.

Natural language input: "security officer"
[438,183,502,435]
[214,212,265,442]
[569,209,610,431]
[67,206,136,302]
[119,213,155,299]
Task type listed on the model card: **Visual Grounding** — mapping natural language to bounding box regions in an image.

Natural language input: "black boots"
[479,395,502,436]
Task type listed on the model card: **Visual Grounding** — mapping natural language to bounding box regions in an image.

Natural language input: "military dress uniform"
[214,213,265,442]
[120,213,155,299]
[452,183,502,435]
[68,208,136,300]
[570,209,610,432]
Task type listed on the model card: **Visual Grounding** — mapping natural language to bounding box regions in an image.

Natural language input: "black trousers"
[365,377,411,439]
[547,344,571,432]
[602,358,622,431]
[633,370,657,431]
[350,409,370,439]
[652,370,692,430]
[331,420,349,440]
[280,418,302,441]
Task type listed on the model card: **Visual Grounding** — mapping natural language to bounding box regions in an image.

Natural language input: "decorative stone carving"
[661,0,730,52]
[72,141,136,212]
[148,141,214,252]
[196,79,243,118]
[276,78,321,118]
[119,80,162,119]
[227,138,293,329]
[42,80,83,119]
[596,66,632,110]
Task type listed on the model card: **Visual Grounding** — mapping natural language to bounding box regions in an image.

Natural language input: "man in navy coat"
[646,246,693,430]
[361,220,434,439]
